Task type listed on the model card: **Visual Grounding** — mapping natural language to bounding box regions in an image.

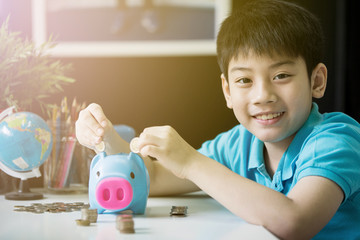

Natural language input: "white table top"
[0,190,277,240]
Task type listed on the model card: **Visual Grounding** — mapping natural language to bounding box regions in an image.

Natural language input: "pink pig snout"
[95,177,133,210]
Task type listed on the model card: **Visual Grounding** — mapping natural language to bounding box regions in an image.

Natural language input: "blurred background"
[0,0,359,151]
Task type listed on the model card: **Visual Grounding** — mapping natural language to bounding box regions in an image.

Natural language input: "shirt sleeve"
[197,125,255,172]
[295,122,360,201]
[197,127,235,169]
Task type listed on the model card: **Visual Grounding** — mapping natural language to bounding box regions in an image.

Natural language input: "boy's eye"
[236,78,252,84]
[274,73,290,80]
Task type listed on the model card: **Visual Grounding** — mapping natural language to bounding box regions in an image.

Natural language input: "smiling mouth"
[254,112,284,120]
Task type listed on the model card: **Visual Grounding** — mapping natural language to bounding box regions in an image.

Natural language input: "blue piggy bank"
[88,152,150,214]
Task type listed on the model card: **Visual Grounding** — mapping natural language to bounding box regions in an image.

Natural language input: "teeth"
[256,112,282,120]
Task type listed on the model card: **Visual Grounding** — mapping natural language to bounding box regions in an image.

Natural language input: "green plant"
[0,17,75,115]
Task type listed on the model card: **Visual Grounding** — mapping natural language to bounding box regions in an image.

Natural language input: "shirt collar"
[247,103,323,180]
[281,102,323,180]
[248,137,264,169]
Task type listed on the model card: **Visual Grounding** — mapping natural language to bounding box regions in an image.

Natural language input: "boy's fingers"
[139,143,158,159]
[77,126,100,146]
[75,115,102,146]
[76,103,108,147]
[87,103,107,127]
[77,108,101,134]
[139,131,162,146]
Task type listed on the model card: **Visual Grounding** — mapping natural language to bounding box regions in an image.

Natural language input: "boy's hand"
[136,125,199,179]
[75,103,113,151]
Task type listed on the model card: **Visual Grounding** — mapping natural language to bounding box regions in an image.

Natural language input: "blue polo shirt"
[198,103,360,239]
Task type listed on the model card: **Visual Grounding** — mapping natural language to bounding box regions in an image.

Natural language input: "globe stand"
[0,160,44,201]
[5,179,43,200]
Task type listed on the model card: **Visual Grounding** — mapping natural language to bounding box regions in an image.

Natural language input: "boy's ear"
[311,63,327,99]
[221,74,233,109]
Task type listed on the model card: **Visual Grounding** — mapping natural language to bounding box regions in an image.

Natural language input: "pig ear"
[90,152,106,169]
[129,152,143,165]
[128,152,137,161]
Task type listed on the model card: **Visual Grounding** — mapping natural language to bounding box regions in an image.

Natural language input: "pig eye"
[130,172,135,179]
[96,171,100,177]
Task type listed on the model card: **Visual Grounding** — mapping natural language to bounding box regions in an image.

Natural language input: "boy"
[75,0,360,239]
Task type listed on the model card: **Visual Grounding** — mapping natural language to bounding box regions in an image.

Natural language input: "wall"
[55,0,355,148]
[60,56,238,149]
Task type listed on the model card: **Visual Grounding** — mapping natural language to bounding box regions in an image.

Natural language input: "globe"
[0,109,53,200]
[0,111,53,172]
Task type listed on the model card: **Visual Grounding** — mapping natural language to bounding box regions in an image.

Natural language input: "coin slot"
[103,188,110,201]
[117,188,124,201]
[130,172,135,179]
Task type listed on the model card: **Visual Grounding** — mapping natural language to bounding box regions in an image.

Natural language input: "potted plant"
[0,17,75,115]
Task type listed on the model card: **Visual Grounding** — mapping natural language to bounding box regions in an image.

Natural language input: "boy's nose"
[251,82,277,105]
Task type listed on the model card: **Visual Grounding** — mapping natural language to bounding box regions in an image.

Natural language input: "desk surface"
[0,190,277,240]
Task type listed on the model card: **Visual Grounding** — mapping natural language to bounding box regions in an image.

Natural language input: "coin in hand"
[129,137,140,153]
[95,141,105,152]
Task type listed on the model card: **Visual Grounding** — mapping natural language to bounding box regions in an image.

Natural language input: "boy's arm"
[144,157,200,196]
[137,125,344,240]
[188,154,343,239]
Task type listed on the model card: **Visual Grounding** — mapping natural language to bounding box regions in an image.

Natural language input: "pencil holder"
[43,121,94,193]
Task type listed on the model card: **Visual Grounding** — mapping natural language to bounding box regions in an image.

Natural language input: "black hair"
[217,0,324,80]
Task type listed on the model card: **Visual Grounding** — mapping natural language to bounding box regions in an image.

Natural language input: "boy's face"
[222,52,326,145]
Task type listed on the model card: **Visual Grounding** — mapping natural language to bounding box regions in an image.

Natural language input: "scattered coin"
[81,208,98,223]
[95,141,105,152]
[75,219,91,226]
[116,214,135,234]
[13,202,90,214]
[129,137,140,153]
[170,206,188,216]
[34,209,45,214]
[13,206,26,212]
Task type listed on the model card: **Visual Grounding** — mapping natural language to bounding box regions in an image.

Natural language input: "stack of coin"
[116,214,135,234]
[75,219,91,226]
[81,208,98,223]
[170,206,188,216]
